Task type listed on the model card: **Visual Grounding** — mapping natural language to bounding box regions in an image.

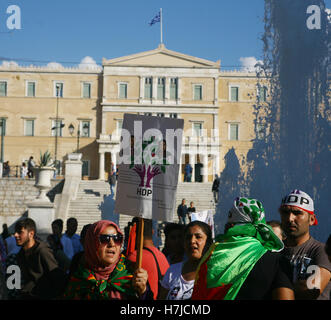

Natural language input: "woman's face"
[97,225,122,267]
[184,225,208,261]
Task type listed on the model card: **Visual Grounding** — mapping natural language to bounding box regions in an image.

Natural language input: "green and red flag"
[192,197,284,300]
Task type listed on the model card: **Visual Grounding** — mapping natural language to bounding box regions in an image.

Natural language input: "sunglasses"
[99,234,123,245]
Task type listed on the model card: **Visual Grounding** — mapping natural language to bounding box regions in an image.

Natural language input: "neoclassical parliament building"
[0,44,268,182]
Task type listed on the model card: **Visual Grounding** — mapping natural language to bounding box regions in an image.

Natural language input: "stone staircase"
[175,182,214,217]
[68,181,214,234]
[68,180,112,232]
[0,178,63,230]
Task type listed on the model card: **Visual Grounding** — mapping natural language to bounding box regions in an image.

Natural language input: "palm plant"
[38,150,54,167]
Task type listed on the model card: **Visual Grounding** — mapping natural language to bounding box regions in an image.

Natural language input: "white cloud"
[47,62,64,70]
[78,56,101,71]
[1,60,19,68]
[239,57,263,72]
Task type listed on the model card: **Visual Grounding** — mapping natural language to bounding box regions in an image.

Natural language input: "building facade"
[0,45,267,182]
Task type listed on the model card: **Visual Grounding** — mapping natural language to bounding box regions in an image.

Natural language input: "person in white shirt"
[159,221,213,300]
[20,162,28,179]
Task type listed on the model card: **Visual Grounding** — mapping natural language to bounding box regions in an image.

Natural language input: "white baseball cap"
[280,189,317,225]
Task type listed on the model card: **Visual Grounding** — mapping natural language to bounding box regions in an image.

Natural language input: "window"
[52,120,63,137]
[194,85,202,100]
[116,119,123,135]
[80,121,90,137]
[0,118,6,136]
[157,113,165,117]
[24,119,34,136]
[230,86,239,102]
[26,82,36,97]
[229,123,239,140]
[0,81,7,96]
[170,78,178,100]
[119,83,127,99]
[144,77,152,99]
[258,86,267,102]
[157,78,165,100]
[83,82,91,98]
[144,112,152,116]
[169,113,178,118]
[54,82,63,97]
[193,122,202,137]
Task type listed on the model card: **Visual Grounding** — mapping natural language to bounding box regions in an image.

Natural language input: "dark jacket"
[212,178,220,191]
[177,204,188,218]
[16,240,66,299]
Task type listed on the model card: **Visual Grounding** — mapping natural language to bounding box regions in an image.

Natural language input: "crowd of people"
[0,189,330,300]
[1,156,35,179]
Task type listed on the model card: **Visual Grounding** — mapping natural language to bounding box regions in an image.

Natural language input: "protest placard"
[114,114,184,222]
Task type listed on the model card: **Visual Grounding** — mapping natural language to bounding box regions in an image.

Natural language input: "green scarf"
[192,197,284,300]
[63,254,136,300]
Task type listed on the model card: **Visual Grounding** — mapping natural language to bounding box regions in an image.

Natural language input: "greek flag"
[149,11,160,26]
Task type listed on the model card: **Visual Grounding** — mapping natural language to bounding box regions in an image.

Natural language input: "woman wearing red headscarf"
[63,220,151,300]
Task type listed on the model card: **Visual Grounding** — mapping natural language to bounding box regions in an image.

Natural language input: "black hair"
[80,224,92,245]
[325,234,331,257]
[184,221,213,249]
[15,218,37,234]
[143,218,153,239]
[67,217,78,226]
[164,223,185,238]
[52,219,64,233]
[130,217,153,239]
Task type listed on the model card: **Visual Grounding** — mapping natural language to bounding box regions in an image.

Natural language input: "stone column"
[178,153,183,182]
[213,113,219,130]
[139,76,144,102]
[214,77,219,106]
[201,154,209,183]
[177,78,181,103]
[215,154,220,176]
[189,153,195,182]
[102,111,106,135]
[111,151,117,169]
[99,152,105,180]
[165,77,170,102]
[152,77,157,102]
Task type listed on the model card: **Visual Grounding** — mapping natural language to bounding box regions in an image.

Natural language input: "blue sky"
[0,0,329,69]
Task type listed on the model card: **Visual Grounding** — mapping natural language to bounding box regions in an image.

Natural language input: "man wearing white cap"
[279,189,331,299]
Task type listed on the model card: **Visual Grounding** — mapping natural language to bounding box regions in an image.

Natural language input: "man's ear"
[309,214,316,226]
[28,230,35,240]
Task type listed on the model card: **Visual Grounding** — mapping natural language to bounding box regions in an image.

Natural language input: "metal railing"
[1,165,33,178]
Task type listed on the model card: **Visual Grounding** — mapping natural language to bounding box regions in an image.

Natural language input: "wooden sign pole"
[136,217,144,269]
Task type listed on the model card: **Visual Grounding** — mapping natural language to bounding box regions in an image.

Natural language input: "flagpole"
[160,8,163,44]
